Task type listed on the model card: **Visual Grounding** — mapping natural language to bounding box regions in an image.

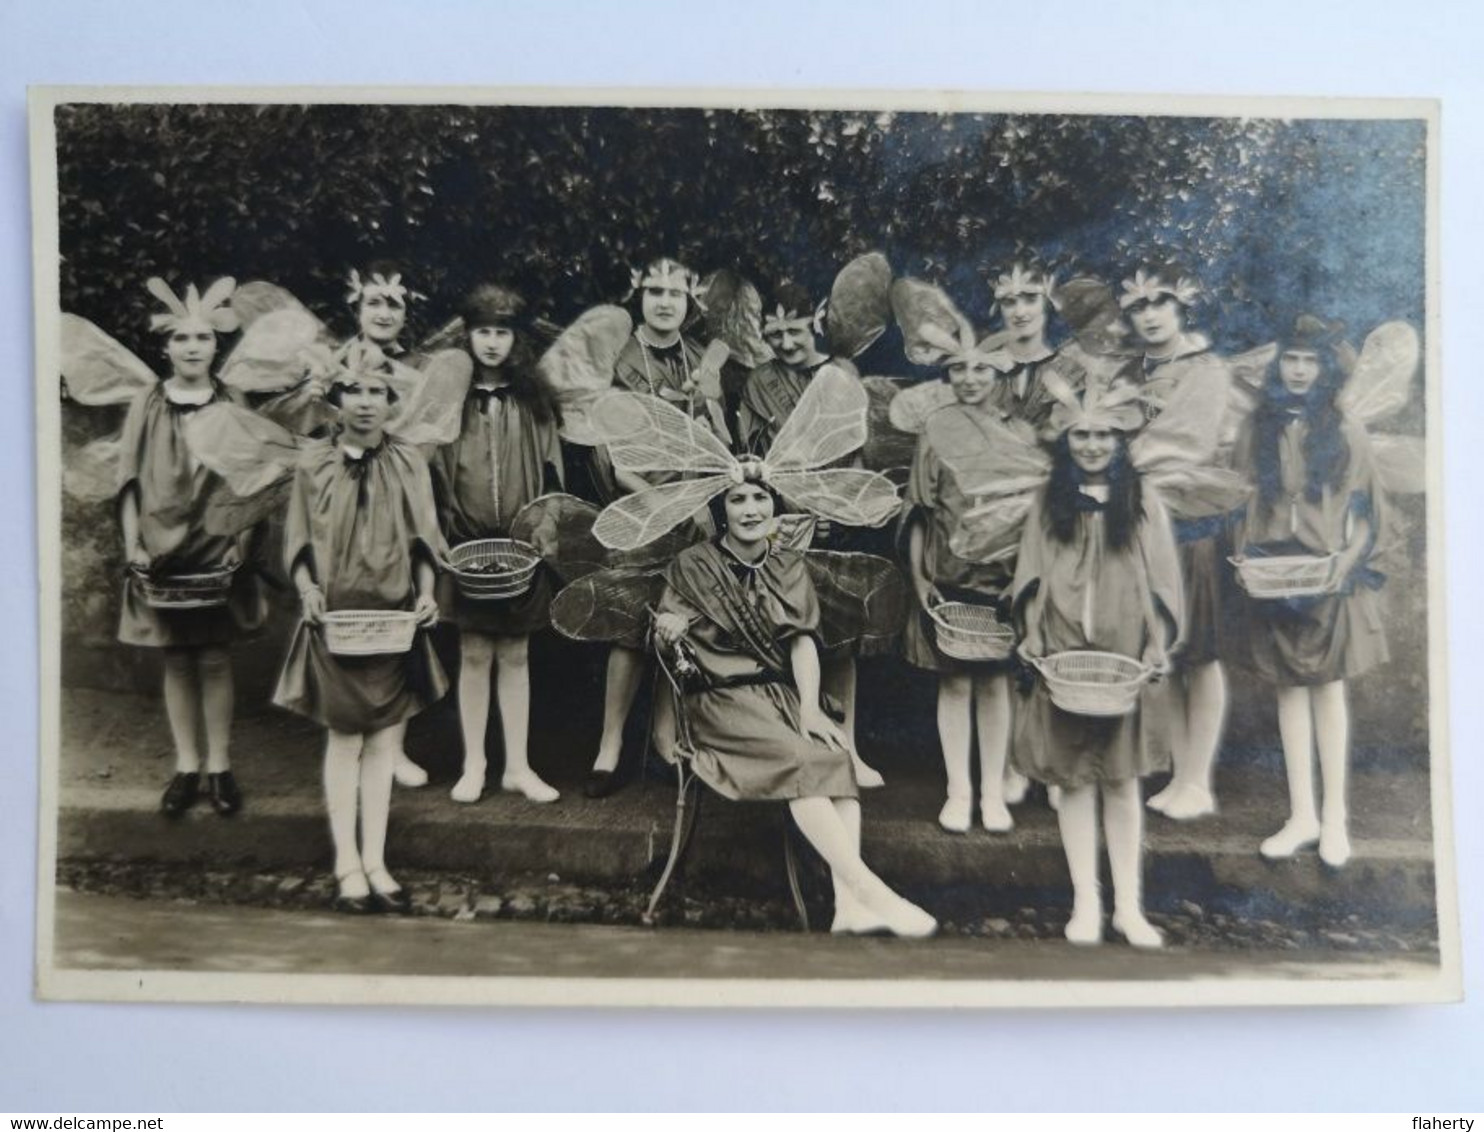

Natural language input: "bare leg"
[1313,680,1352,867]
[1055,783,1102,944]
[974,673,1014,831]
[788,796,935,938]
[359,722,403,893]
[936,673,974,832]
[494,634,556,802]
[1159,660,1226,819]
[1261,685,1321,858]
[323,728,367,895]
[592,646,645,775]
[197,646,234,774]
[161,647,202,774]
[451,631,495,802]
[824,656,882,788]
[1104,779,1162,948]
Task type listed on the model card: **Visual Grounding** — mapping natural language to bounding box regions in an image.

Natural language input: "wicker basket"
[928,601,1017,661]
[130,564,237,610]
[1229,553,1336,600]
[1033,650,1149,717]
[448,539,541,601]
[321,610,419,656]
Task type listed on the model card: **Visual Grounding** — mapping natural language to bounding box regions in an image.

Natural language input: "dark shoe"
[206,771,243,816]
[366,868,412,915]
[160,773,200,818]
[332,871,372,915]
[583,769,622,799]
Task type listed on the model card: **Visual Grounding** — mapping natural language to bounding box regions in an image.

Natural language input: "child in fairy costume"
[1012,382,1183,948]
[272,359,448,913]
[1234,316,1417,868]
[114,278,266,817]
[431,284,565,804]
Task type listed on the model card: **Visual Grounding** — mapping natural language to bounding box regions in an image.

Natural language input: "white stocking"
[358,722,402,878]
[161,648,202,774]
[198,646,234,774]
[456,631,495,782]
[1104,779,1162,947]
[323,729,365,880]
[974,673,1013,826]
[936,674,973,829]
[594,646,645,773]
[1313,680,1352,864]
[1056,783,1101,939]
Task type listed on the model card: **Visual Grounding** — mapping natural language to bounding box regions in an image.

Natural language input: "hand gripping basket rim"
[1228,552,1336,599]
[321,610,419,656]
[1033,649,1150,717]
[928,600,1016,661]
[130,563,238,610]
[449,538,541,601]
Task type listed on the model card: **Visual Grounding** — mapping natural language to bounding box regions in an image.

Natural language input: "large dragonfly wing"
[764,364,869,472]
[886,379,957,434]
[593,474,730,551]
[218,306,336,393]
[549,567,666,644]
[827,252,893,360]
[509,493,607,583]
[1338,322,1420,425]
[1370,433,1426,496]
[768,468,902,528]
[60,315,157,406]
[805,550,910,653]
[1129,359,1229,473]
[1144,465,1250,521]
[589,390,736,476]
[182,403,302,497]
[537,305,634,445]
[928,405,1050,495]
[229,281,311,329]
[388,348,471,447]
[202,475,294,538]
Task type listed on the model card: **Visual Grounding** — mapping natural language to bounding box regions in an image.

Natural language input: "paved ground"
[51,888,1441,988]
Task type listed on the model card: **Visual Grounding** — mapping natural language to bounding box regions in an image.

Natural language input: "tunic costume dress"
[1119,336,1233,666]
[431,379,564,637]
[656,539,859,802]
[271,435,450,733]
[1234,414,1390,685]
[1011,486,1184,788]
[116,381,266,648]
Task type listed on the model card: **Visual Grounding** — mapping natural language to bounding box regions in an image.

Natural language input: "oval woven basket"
[1033,650,1149,717]
[1229,553,1335,600]
[131,564,237,610]
[321,610,418,656]
[448,539,541,601]
[928,601,1016,661]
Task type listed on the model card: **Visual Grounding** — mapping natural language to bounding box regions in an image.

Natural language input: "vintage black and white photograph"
[31,88,1455,1007]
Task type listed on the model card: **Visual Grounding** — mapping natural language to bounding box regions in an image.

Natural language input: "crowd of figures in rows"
[60,249,1423,944]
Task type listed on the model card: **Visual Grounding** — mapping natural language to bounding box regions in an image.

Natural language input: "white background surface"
[2,0,1479,1112]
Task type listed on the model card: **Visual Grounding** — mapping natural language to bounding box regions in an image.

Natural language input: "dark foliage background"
[53,102,1431,758]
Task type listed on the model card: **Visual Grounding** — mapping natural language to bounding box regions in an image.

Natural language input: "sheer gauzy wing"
[589,387,737,475]
[886,380,957,434]
[218,304,336,394]
[537,305,635,445]
[1340,321,1423,497]
[928,407,1052,563]
[827,252,893,360]
[62,435,127,503]
[890,277,973,365]
[182,402,302,537]
[388,348,471,447]
[765,364,869,472]
[700,269,771,369]
[805,550,910,655]
[1127,364,1247,520]
[60,314,157,406]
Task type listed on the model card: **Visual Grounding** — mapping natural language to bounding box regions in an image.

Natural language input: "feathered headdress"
[1117,269,1201,311]
[588,366,901,551]
[1042,367,1145,434]
[146,277,240,335]
[626,258,708,310]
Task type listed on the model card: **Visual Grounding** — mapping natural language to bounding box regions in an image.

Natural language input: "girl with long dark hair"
[1236,320,1390,868]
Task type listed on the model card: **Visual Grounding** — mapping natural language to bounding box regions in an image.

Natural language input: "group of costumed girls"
[62,250,1421,941]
